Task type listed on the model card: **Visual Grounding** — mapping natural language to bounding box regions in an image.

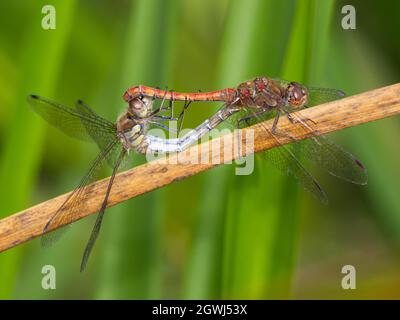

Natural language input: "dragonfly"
[27,94,213,271]
[123,76,368,202]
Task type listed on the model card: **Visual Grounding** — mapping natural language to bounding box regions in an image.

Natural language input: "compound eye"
[129,98,142,110]
[293,88,300,100]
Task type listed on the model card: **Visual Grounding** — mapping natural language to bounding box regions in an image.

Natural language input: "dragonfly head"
[128,97,153,118]
[285,82,308,109]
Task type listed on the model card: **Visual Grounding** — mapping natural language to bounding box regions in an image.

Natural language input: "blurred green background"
[0,0,399,299]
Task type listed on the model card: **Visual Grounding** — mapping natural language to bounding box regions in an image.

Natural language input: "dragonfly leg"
[159,88,174,113]
[177,98,192,134]
[158,87,169,112]
[237,109,295,143]
[284,110,317,126]
[271,110,281,134]
[150,88,172,117]
[157,91,175,121]
[299,115,317,125]
[284,110,320,138]
[153,115,179,121]
[237,110,266,127]
[237,115,252,127]
[169,99,175,120]
[152,87,160,101]
[284,110,297,124]
[149,121,178,133]
[271,110,297,142]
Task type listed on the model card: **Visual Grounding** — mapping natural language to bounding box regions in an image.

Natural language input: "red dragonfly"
[123,77,368,202]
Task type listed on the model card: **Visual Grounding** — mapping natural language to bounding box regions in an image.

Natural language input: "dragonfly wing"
[80,148,127,272]
[283,111,368,185]
[27,95,116,144]
[306,87,345,107]
[75,100,119,167]
[41,139,121,247]
[229,107,328,203]
[263,145,328,203]
[294,135,368,185]
[75,99,116,145]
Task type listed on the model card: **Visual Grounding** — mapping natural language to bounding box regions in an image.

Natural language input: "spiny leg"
[150,87,169,116]
[284,109,317,126]
[271,110,281,134]
[159,87,169,112]
[168,97,175,120]
[149,121,178,133]
[176,89,203,134]
[270,109,297,142]
[158,87,174,116]
[236,109,267,128]
[152,115,179,121]
[177,98,192,135]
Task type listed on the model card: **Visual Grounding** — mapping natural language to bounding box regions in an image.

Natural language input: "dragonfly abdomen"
[140,107,239,154]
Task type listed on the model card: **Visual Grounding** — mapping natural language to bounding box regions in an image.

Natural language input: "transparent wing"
[306,87,345,107]
[80,148,127,272]
[287,112,368,185]
[224,107,328,202]
[75,100,120,167]
[27,95,116,143]
[295,136,368,185]
[41,139,121,247]
[263,144,328,203]
[255,116,328,202]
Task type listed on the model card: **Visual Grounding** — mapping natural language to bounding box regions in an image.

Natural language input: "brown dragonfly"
[123,76,368,202]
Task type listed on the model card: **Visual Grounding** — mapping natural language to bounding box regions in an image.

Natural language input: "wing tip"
[27,94,39,101]
[354,159,369,185]
[355,159,365,170]
[314,181,329,205]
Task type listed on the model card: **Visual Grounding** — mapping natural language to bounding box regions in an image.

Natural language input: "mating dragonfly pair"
[28,76,367,271]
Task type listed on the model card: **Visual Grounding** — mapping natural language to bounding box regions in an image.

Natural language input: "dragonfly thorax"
[116,97,153,151]
[236,77,284,110]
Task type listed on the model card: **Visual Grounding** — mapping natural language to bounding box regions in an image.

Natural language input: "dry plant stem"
[1,83,400,252]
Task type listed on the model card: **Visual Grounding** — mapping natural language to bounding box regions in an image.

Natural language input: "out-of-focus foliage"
[0,0,399,299]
